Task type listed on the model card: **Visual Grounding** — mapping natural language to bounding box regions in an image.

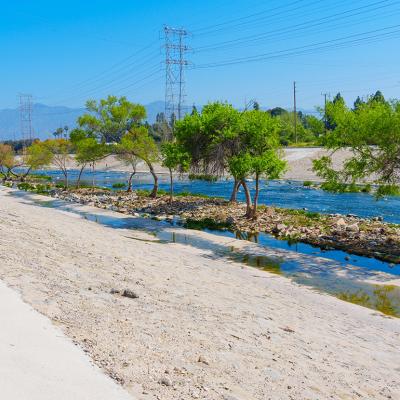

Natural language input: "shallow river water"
[37,169,400,223]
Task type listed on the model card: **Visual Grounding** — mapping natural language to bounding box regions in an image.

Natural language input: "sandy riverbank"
[0,188,399,399]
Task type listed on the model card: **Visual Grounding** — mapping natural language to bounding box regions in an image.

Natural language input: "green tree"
[77,96,146,143]
[23,141,53,179]
[161,142,190,202]
[278,112,313,145]
[302,115,325,140]
[353,96,365,111]
[233,110,286,218]
[174,102,242,201]
[75,138,108,188]
[70,128,97,186]
[114,135,141,192]
[369,90,387,105]
[313,99,400,193]
[117,127,160,197]
[0,144,16,180]
[44,139,73,187]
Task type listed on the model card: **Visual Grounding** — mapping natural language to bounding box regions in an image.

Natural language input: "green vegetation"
[184,218,232,230]
[376,184,400,197]
[303,180,313,187]
[17,182,52,194]
[29,174,52,181]
[161,142,190,203]
[112,182,127,189]
[314,92,400,197]
[114,126,160,196]
[174,103,287,218]
[188,173,218,182]
[338,285,400,318]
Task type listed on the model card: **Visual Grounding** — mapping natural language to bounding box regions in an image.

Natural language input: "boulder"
[346,223,359,232]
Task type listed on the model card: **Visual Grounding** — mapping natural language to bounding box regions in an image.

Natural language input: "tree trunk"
[92,163,95,189]
[146,161,158,198]
[76,165,85,188]
[20,166,32,182]
[229,178,240,202]
[241,179,252,218]
[127,169,136,192]
[169,168,173,203]
[251,173,260,219]
[62,167,69,188]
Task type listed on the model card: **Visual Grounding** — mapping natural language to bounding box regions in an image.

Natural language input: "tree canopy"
[78,96,146,143]
[314,98,400,189]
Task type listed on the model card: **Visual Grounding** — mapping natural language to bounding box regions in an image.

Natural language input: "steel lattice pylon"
[19,93,33,146]
[164,26,189,133]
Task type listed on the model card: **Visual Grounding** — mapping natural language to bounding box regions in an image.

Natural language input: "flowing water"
[35,169,400,223]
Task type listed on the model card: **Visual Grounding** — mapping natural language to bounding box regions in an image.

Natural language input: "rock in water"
[346,223,359,232]
[335,218,347,227]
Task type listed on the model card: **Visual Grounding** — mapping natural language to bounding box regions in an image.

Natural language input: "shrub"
[184,218,232,230]
[112,182,127,189]
[29,174,52,182]
[376,184,400,197]
[188,173,218,182]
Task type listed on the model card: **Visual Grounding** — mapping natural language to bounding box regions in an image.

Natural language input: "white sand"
[0,280,134,400]
[0,187,399,400]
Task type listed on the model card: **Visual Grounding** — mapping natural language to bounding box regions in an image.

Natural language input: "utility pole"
[321,92,330,135]
[164,26,189,138]
[19,94,33,149]
[293,81,297,144]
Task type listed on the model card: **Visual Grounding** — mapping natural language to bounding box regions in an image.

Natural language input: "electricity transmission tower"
[19,94,33,146]
[164,26,189,131]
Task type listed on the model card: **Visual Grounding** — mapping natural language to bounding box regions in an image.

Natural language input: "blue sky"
[1,0,400,111]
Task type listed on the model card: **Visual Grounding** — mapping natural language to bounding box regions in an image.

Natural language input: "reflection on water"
[8,189,400,317]
[338,286,400,317]
[227,251,400,317]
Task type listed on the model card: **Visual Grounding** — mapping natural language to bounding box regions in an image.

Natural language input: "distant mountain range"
[0,101,316,141]
[0,101,167,141]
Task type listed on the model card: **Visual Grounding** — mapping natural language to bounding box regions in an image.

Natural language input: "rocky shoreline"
[42,187,400,264]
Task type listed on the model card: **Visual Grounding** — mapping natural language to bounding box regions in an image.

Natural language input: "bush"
[376,184,400,197]
[17,182,35,191]
[184,218,232,230]
[29,174,52,182]
[17,182,51,194]
[320,181,361,193]
[112,182,126,189]
[361,184,372,193]
[188,173,218,182]
[136,188,167,197]
[303,180,313,187]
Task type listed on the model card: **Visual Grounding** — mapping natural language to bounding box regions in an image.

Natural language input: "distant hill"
[0,101,168,141]
[0,101,317,141]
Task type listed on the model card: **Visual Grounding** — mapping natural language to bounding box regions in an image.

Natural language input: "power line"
[40,40,160,102]
[192,24,400,69]
[194,0,400,53]
[192,0,314,36]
